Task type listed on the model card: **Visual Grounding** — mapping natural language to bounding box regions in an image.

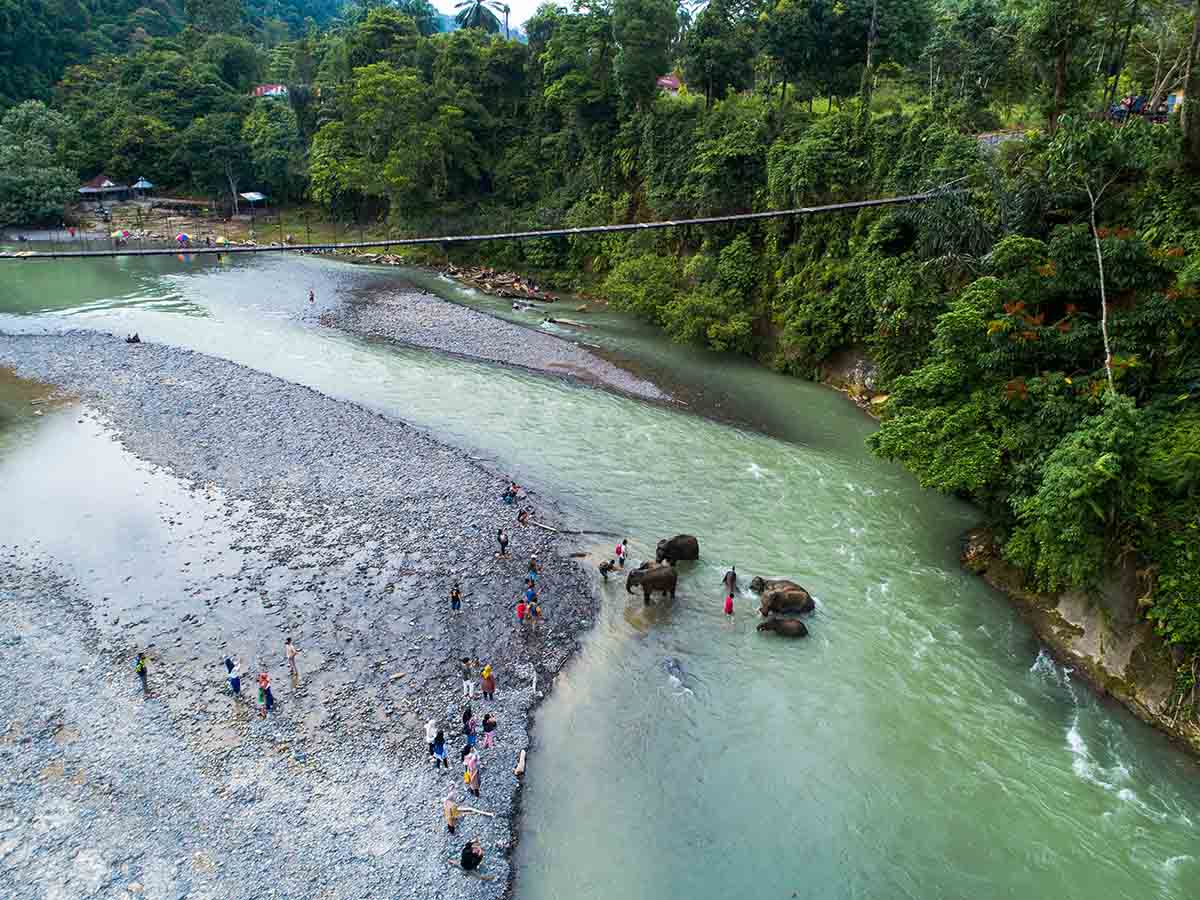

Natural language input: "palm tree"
[496,2,511,39]
[454,0,502,33]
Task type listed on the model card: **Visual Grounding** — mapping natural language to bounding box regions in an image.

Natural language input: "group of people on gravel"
[132,635,301,720]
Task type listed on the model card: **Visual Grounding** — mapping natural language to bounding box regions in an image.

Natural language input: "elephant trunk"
[625,574,635,594]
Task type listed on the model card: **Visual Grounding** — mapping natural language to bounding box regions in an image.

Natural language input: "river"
[2,251,1197,899]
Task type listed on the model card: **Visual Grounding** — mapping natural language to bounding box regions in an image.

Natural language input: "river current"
[1,252,1197,899]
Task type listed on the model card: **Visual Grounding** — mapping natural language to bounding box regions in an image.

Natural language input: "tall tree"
[612,0,678,110]
[1184,0,1200,166]
[1046,116,1166,392]
[455,0,502,33]
[683,0,755,108]
[1014,0,1098,132]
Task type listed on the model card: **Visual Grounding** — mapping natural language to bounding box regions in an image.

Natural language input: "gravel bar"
[0,331,600,900]
[325,289,667,401]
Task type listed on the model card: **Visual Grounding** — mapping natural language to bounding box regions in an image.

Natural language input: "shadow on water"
[1,252,1198,900]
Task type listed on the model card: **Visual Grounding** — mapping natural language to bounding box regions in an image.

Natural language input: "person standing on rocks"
[463,705,478,750]
[481,713,497,749]
[444,792,463,834]
[616,539,628,568]
[425,717,438,758]
[460,658,475,699]
[285,637,300,676]
[258,672,275,717]
[432,730,449,769]
[450,582,463,613]
[308,289,315,304]
[464,747,481,798]
[516,597,527,626]
[225,656,241,697]
[496,528,509,558]
[480,665,495,700]
[527,556,540,583]
[135,652,149,695]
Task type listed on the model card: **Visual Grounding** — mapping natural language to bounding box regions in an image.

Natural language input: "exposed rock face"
[961,528,1199,755]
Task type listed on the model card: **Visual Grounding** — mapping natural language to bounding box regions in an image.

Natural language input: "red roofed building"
[252,84,289,98]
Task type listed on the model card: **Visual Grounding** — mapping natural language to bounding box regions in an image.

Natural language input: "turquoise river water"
[1,251,1197,899]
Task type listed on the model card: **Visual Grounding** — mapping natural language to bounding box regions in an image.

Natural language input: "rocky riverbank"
[0,332,600,899]
[961,528,1200,756]
[323,287,667,402]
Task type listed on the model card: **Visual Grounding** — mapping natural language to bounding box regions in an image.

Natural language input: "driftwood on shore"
[443,264,558,303]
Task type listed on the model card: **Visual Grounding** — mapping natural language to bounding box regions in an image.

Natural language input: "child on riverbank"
[482,713,497,749]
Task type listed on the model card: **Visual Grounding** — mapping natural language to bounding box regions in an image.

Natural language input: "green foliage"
[243,100,304,200]
[1004,394,1143,590]
[603,253,679,323]
[0,101,78,225]
[612,0,676,111]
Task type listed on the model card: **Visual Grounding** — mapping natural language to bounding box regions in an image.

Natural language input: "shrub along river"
[2,252,1198,899]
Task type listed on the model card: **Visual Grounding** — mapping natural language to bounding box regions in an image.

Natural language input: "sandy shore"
[325,289,668,402]
[0,332,599,899]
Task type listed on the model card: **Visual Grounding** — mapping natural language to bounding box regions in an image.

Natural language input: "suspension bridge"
[0,191,958,261]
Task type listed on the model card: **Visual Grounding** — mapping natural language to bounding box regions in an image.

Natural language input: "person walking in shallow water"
[723,565,737,595]
[616,539,628,568]
[135,652,149,695]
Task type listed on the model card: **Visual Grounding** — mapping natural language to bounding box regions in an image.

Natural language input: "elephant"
[655,534,700,565]
[749,577,815,616]
[626,561,677,604]
[757,618,809,638]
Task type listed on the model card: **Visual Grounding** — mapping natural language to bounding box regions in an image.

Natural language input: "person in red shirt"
[516,599,527,624]
[723,593,734,616]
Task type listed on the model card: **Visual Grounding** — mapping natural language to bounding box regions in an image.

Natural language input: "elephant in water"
[757,618,809,638]
[749,577,815,616]
[626,561,677,604]
[655,534,700,565]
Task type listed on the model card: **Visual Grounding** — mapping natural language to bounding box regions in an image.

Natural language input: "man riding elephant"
[655,534,699,565]
[626,562,678,604]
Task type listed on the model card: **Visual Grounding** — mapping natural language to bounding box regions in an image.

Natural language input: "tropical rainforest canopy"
[2,0,1199,679]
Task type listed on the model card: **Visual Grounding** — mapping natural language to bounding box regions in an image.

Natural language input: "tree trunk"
[1088,187,1115,394]
[1051,45,1069,132]
[1185,1,1200,166]
[1103,0,1139,114]
[860,0,880,107]
[1147,52,1185,113]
